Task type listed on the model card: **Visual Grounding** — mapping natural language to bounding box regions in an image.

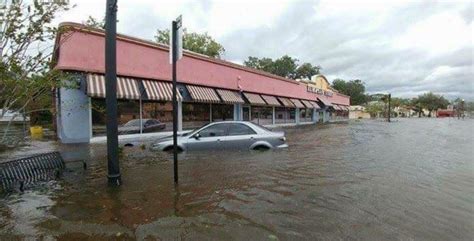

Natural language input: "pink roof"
[54,22,349,106]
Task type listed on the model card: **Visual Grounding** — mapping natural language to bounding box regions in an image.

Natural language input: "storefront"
[52,23,350,143]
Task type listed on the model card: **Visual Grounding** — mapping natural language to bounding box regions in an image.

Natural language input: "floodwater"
[0,118,473,240]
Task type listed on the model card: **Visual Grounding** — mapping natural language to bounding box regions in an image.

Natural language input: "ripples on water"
[0,119,473,240]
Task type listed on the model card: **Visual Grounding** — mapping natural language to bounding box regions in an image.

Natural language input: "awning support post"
[295,108,300,125]
[209,103,213,122]
[272,106,275,125]
[139,94,143,134]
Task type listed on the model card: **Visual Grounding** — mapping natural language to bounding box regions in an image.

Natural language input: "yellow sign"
[304,75,334,96]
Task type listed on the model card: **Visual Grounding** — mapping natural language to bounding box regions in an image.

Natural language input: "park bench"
[0,151,66,192]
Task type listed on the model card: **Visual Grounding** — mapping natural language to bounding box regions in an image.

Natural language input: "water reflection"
[0,119,473,240]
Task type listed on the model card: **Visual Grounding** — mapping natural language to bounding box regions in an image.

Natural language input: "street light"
[105,0,121,186]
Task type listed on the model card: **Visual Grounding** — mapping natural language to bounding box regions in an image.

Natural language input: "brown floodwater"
[0,119,473,240]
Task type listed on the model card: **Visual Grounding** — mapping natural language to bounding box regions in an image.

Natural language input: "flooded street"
[1,119,473,240]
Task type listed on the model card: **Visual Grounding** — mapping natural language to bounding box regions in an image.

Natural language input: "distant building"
[394,106,416,117]
[437,106,455,117]
[297,75,350,121]
[349,105,371,119]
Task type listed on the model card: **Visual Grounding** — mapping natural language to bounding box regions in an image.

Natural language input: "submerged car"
[118,119,166,134]
[151,121,288,152]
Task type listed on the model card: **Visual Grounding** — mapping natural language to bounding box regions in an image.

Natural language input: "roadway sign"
[169,15,183,64]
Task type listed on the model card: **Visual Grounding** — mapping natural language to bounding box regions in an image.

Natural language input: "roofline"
[56,22,301,86]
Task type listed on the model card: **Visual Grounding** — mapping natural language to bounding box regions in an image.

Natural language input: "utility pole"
[171,16,183,184]
[105,0,121,186]
[387,93,391,122]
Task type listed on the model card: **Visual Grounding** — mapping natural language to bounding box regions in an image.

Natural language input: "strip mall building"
[53,23,350,143]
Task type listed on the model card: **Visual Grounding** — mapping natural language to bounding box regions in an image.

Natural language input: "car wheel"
[252,145,270,151]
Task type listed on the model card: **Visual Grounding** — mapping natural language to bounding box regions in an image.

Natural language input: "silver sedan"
[151,121,288,152]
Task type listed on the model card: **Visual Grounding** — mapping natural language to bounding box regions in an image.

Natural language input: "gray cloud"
[219,0,473,100]
[64,0,473,101]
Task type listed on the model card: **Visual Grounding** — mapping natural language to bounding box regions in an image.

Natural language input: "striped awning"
[311,101,322,109]
[243,92,266,105]
[278,97,296,108]
[142,80,182,101]
[291,99,306,108]
[216,89,245,104]
[186,85,221,103]
[87,74,140,99]
[300,99,311,108]
[261,95,282,106]
[317,97,333,107]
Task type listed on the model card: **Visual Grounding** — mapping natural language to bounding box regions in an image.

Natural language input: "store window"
[183,102,211,130]
[251,106,273,125]
[275,107,296,124]
[142,101,173,132]
[211,104,233,121]
[300,108,313,122]
[91,98,141,136]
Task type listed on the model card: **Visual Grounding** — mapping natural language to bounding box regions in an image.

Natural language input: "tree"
[84,16,105,29]
[416,92,449,117]
[272,55,298,79]
[390,97,410,108]
[332,79,367,105]
[155,28,225,58]
[295,63,321,80]
[0,0,72,145]
[365,101,384,118]
[243,55,300,79]
[411,97,423,117]
[243,56,275,73]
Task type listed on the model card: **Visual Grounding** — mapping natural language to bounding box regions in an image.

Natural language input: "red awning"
[261,95,282,106]
[186,85,221,103]
[278,97,296,108]
[290,99,305,108]
[86,74,141,100]
[216,89,245,104]
[310,101,322,109]
[300,99,314,108]
[243,92,267,105]
[142,80,182,101]
[317,97,333,107]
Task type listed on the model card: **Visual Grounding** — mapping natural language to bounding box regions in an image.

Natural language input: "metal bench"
[0,151,66,192]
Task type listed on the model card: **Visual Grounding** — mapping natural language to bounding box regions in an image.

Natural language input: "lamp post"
[105,0,121,186]
[387,93,391,122]
[171,16,183,184]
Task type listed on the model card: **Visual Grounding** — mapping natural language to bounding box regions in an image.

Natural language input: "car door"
[220,123,257,149]
[185,123,229,151]
[147,120,161,133]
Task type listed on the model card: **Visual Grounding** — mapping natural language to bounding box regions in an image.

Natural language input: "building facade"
[53,23,350,143]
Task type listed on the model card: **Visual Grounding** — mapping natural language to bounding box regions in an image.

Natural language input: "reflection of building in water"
[52,23,350,143]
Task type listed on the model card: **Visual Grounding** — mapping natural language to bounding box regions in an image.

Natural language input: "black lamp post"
[105,0,121,186]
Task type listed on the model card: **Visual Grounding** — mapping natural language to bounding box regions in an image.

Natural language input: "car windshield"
[123,119,142,127]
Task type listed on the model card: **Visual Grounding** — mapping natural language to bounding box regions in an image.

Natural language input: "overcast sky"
[55,0,473,100]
